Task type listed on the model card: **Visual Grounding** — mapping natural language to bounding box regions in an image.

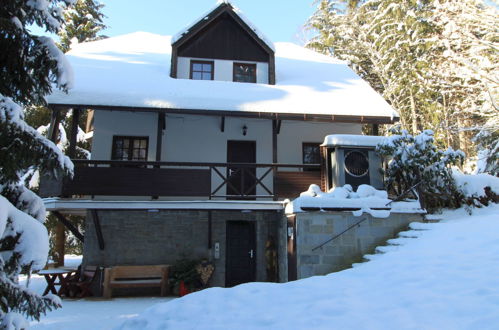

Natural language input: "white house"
[41,2,399,289]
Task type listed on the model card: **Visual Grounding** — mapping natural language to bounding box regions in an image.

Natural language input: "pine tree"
[0,0,74,327]
[306,0,498,169]
[58,0,107,53]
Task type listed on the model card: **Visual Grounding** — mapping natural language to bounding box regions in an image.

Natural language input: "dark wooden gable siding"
[177,12,269,62]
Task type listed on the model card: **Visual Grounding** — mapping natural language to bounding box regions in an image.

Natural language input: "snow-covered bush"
[376,128,465,211]
[453,170,499,208]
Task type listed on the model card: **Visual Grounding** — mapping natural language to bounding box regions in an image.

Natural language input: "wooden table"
[38,268,77,297]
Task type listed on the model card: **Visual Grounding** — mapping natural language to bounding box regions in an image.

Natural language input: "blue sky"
[98,0,317,44]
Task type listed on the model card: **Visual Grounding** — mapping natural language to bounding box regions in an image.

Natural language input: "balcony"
[40,160,321,200]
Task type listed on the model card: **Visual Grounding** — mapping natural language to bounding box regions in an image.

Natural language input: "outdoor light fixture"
[242,125,248,136]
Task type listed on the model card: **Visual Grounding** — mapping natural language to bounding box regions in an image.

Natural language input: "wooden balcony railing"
[40,160,321,200]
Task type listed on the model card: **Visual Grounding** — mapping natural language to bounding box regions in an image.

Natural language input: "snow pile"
[0,195,49,270]
[46,32,398,120]
[118,204,499,330]
[453,170,499,199]
[286,184,422,216]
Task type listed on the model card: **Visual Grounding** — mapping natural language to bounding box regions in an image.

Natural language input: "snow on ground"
[118,204,499,330]
[19,255,175,330]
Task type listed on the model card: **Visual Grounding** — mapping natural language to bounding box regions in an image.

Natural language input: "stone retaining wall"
[294,211,424,278]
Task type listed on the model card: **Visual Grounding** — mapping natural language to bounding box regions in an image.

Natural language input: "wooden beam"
[272,120,278,163]
[220,116,225,132]
[208,211,212,249]
[68,108,80,159]
[90,210,105,250]
[85,109,94,133]
[276,119,282,134]
[156,113,165,162]
[48,108,62,142]
[52,211,84,243]
[272,120,278,201]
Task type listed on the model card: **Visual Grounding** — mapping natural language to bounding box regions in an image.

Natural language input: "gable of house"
[171,2,275,84]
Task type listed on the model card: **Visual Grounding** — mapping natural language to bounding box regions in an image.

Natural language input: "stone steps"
[353,220,441,267]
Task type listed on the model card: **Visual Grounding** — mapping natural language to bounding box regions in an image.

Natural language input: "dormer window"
[190,60,214,80]
[233,63,256,83]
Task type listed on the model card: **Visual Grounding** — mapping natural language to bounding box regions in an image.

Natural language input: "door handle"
[249,249,254,258]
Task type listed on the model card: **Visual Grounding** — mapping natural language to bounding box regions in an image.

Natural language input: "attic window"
[233,63,256,83]
[190,60,214,80]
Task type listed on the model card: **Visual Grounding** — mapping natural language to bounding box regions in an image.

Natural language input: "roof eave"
[48,102,399,124]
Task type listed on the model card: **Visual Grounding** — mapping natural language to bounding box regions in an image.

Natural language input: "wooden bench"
[103,265,170,299]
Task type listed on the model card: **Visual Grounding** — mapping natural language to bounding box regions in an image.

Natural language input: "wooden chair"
[67,265,101,298]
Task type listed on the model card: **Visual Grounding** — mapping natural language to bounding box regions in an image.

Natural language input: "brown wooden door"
[225,221,256,287]
[227,140,256,199]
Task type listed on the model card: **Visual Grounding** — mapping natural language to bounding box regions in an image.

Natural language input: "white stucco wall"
[177,56,269,84]
[277,120,362,165]
[91,110,361,198]
[92,111,158,161]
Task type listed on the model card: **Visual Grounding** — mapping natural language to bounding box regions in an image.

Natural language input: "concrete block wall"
[83,209,286,288]
[295,212,424,278]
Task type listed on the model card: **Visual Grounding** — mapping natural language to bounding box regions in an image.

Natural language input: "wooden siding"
[177,12,269,62]
[63,167,211,197]
[275,171,322,199]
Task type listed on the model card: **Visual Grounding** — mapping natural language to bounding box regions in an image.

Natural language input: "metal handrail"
[312,217,369,251]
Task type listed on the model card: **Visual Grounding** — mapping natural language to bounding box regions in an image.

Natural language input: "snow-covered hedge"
[453,170,499,207]
[376,129,465,211]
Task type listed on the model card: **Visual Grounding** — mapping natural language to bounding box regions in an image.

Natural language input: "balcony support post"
[68,107,81,159]
[156,112,166,162]
[208,210,212,249]
[272,120,280,201]
[220,116,225,132]
[48,107,62,143]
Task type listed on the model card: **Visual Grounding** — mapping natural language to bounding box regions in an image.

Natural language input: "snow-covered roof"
[172,1,275,52]
[46,32,399,121]
[322,134,386,147]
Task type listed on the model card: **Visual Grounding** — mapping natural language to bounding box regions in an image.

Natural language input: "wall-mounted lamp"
[242,125,248,136]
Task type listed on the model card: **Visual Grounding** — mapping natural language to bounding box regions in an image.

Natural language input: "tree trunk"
[409,89,419,134]
[55,223,65,267]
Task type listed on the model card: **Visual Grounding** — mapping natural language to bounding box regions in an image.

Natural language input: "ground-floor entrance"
[225,221,256,287]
